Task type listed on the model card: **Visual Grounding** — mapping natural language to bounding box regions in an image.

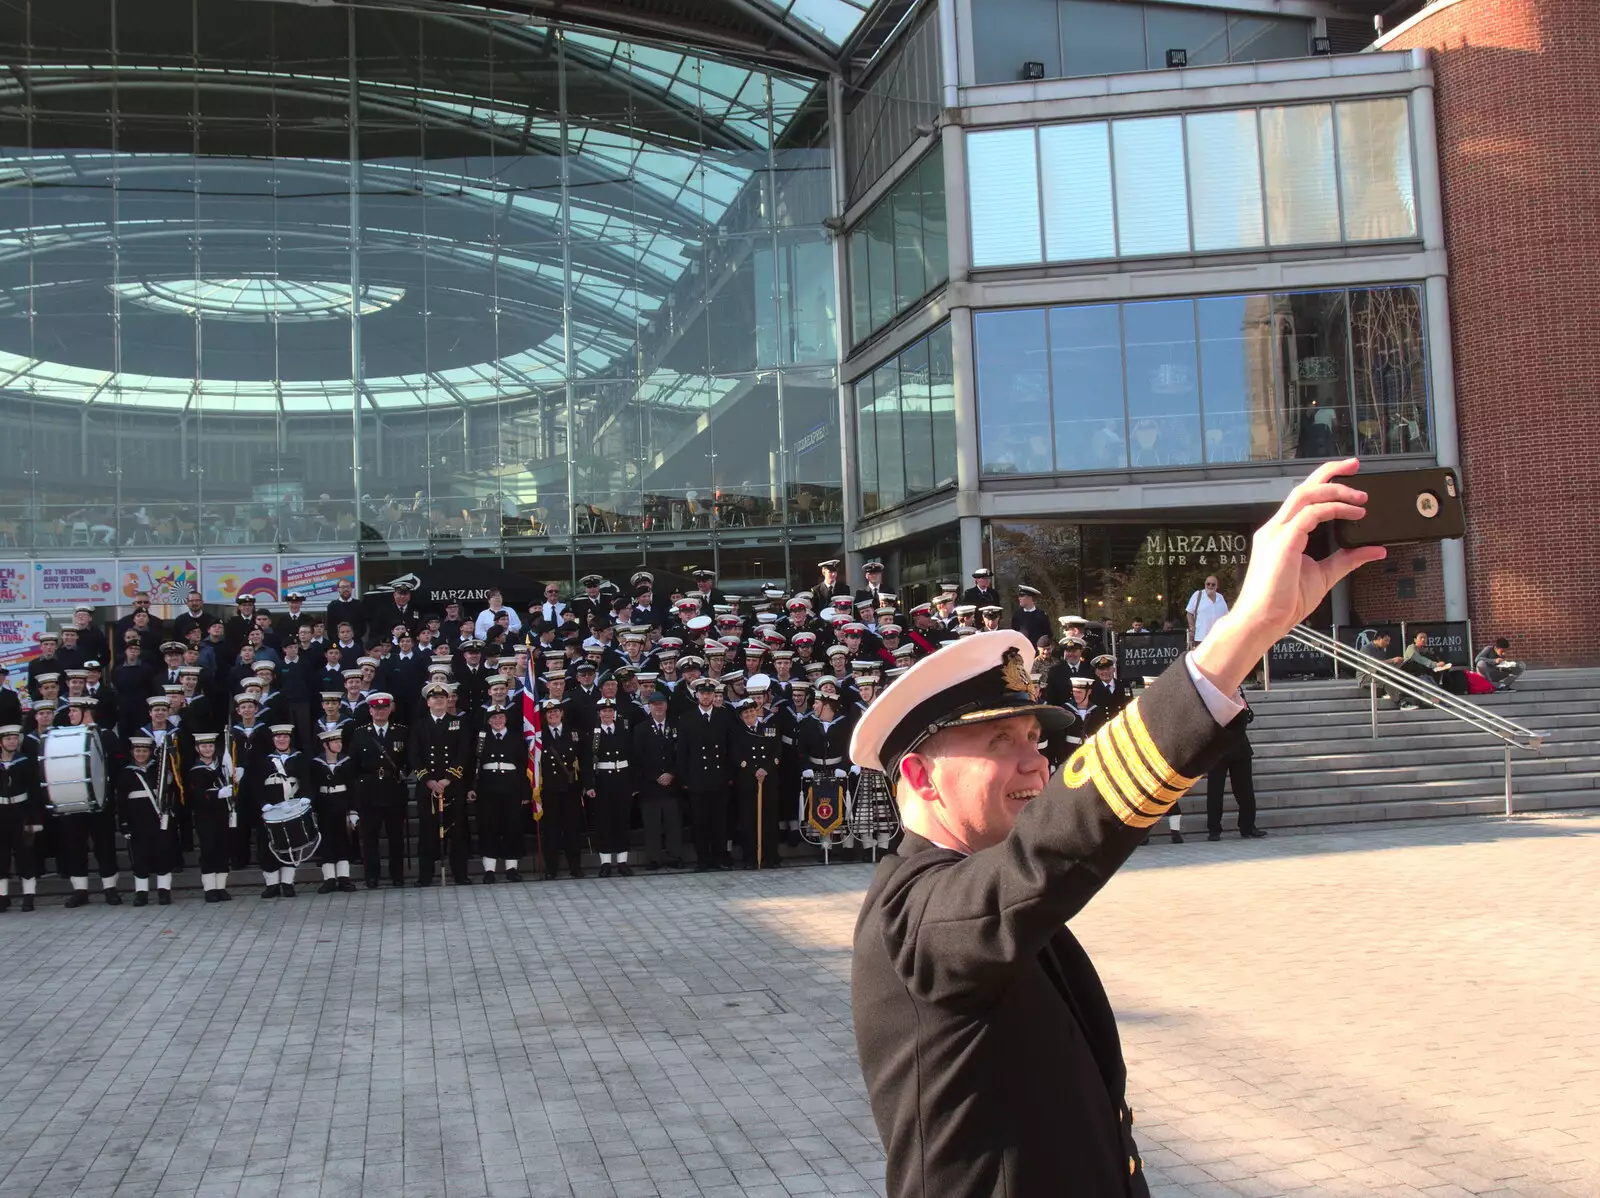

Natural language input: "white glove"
[801,769,815,780]
[850,764,861,776]
[833,768,847,781]
[347,812,360,831]
[218,785,234,799]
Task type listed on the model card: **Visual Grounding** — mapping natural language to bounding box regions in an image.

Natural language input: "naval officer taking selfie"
[848,460,1387,1196]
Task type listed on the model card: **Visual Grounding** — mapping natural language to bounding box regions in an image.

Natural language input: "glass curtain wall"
[976,285,1432,476]
[0,0,838,585]
[847,147,947,347]
[855,323,956,516]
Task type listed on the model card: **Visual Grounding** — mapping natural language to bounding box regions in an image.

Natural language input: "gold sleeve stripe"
[1089,732,1168,820]
[1063,746,1093,791]
[1108,717,1188,808]
[1084,737,1161,829]
[1124,699,1200,790]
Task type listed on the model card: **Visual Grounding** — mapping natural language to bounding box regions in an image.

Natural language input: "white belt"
[322,785,348,794]
[480,763,517,773]
[0,794,29,806]
[809,756,842,766]
[595,761,628,772]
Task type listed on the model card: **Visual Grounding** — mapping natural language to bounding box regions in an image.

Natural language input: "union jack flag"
[521,663,543,819]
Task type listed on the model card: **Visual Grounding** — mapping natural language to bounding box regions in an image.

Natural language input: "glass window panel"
[1061,0,1147,78]
[856,373,879,514]
[1112,117,1190,256]
[1049,304,1127,472]
[1186,110,1264,252]
[1274,290,1355,459]
[1349,286,1431,456]
[1144,5,1229,69]
[900,338,935,498]
[968,129,1043,267]
[1337,98,1417,241]
[1261,104,1341,245]
[928,324,956,489]
[1197,295,1279,463]
[1040,122,1115,261]
[1227,14,1312,63]
[871,359,906,508]
[975,308,1052,475]
[920,150,949,289]
[849,229,871,345]
[893,172,927,312]
[866,202,896,333]
[1122,300,1202,467]
[972,0,1063,83]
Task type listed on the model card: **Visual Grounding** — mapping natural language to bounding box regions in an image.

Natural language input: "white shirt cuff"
[1184,653,1246,726]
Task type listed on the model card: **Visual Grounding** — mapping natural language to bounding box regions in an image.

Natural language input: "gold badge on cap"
[1000,648,1030,696]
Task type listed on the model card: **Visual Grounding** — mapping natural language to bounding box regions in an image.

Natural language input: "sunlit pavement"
[2,813,1597,1197]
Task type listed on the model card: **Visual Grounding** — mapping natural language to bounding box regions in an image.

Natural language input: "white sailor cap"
[849,631,1068,777]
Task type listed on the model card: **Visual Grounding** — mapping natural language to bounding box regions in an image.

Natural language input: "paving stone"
[3,816,1599,1196]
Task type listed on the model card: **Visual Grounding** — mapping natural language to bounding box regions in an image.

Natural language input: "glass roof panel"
[759,0,875,45]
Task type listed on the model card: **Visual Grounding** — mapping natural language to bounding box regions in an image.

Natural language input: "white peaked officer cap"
[850,631,1070,778]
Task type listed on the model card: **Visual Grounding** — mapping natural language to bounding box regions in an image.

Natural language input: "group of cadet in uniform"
[0,560,1138,909]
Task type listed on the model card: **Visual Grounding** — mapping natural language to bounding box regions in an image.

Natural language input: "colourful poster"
[0,613,49,673]
[120,559,199,606]
[202,557,280,604]
[0,562,32,609]
[33,559,119,607]
[280,554,357,603]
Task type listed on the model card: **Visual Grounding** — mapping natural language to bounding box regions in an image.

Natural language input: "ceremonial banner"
[280,553,357,603]
[521,672,543,819]
[0,612,49,672]
[32,559,118,607]
[120,559,199,605]
[202,557,280,604]
[0,562,32,609]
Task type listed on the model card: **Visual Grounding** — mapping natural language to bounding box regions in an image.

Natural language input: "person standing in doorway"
[1185,575,1229,649]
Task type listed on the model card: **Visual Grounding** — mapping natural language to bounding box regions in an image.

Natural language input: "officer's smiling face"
[900,714,1048,853]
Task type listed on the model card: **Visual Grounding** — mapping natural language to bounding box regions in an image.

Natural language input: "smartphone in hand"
[1334,466,1465,548]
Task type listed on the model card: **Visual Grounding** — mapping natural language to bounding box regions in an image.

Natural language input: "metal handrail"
[1278,623,1545,816]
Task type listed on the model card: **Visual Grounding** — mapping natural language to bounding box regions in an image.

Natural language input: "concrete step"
[1248,710,1594,744]
[1253,769,1600,808]
[1190,787,1600,828]
[1253,741,1580,776]
[1250,697,1600,726]
[1253,753,1598,791]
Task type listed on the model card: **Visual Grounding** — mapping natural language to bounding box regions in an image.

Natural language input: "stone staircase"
[1215,669,1600,834]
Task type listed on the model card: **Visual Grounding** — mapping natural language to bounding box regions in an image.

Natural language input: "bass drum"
[43,725,108,816]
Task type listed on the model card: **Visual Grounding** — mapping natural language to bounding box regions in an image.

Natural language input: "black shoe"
[598,864,613,879]
[133,892,149,907]
[157,890,171,906]
[318,879,338,894]
[482,871,496,884]
[414,878,432,888]
[365,878,380,890]
[617,864,634,877]
[1170,831,1184,844]
[544,870,558,881]
[217,890,232,902]
[664,856,684,869]
[1140,833,1151,846]
[454,875,472,885]
[569,865,584,879]
[261,884,281,899]
[20,895,33,912]
[0,895,9,912]
[644,860,661,871]
[205,890,220,903]
[391,879,405,888]
[695,864,711,873]
[338,878,357,892]
[1242,827,1269,839]
[504,869,522,883]
[103,889,123,906]
[1207,832,1221,842]
[784,829,800,848]
[65,890,88,908]
[280,883,296,898]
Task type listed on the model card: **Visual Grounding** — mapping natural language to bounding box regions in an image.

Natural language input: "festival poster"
[0,612,49,673]
[202,557,280,604]
[280,553,357,603]
[0,562,32,609]
[120,559,200,606]
[32,559,119,607]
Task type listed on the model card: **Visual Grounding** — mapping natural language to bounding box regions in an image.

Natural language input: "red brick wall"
[1388,0,1600,667]
[1350,540,1445,624]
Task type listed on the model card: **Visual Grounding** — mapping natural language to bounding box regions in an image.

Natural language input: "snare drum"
[262,797,321,867]
[43,726,108,816]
